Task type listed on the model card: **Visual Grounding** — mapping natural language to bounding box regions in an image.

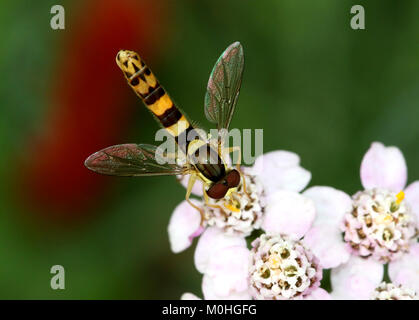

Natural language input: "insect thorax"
[187,139,226,183]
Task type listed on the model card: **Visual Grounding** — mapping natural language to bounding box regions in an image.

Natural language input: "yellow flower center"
[375,214,393,225]
[268,254,281,269]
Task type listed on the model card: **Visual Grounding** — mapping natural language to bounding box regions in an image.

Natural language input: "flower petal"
[202,274,252,300]
[202,245,251,300]
[360,142,407,192]
[404,181,419,225]
[168,199,203,253]
[250,150,311,195]
[304,225,350,269]
[388,243,419,292]
[204,246,251,297]
[178,175,203,196]
[304,288,332,300]
[330,256,384,300]
[181,292,201,300]
[262,190,315,239]
[303,186,352,229]
[194,227,246,274]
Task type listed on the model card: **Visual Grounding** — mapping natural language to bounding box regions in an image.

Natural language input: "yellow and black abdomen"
[116,50,193,150]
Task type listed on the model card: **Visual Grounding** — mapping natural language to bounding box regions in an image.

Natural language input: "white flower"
[303,142,419,299]
[195,230,329,300]
[249,234,322,299]
[342,188,416,262]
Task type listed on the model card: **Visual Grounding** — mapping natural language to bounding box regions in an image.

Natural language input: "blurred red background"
[17,0,168,223]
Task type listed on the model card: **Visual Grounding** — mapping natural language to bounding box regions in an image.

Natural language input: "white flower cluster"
[169,143,419,300]
[205,174,265,236]
[372,282,418,300]
[249,234,321,299]
[343,188,417,262]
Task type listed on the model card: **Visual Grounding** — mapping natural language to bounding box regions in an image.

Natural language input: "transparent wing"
[204,42,244,131]
[84,143,188,177]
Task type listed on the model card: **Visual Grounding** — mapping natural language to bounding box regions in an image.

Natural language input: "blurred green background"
[0,0,418,299]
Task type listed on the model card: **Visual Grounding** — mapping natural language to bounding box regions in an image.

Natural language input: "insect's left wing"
[204,42,244,131]
[84,143,188,177]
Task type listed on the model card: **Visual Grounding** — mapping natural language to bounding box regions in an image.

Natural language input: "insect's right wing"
[84,143,189,177]
[204,42,244,131]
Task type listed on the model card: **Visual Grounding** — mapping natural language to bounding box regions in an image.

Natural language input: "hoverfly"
[84,42,248,222]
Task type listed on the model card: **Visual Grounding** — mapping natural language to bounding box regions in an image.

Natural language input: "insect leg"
[185,173,206,224]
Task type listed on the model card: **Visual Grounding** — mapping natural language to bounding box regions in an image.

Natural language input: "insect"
[84,42,247,222]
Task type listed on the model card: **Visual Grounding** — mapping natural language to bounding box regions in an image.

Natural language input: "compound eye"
[206,181,229,199]
[226,170,241,188]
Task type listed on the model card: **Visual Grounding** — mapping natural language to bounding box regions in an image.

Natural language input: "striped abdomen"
[116,50,193,150]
